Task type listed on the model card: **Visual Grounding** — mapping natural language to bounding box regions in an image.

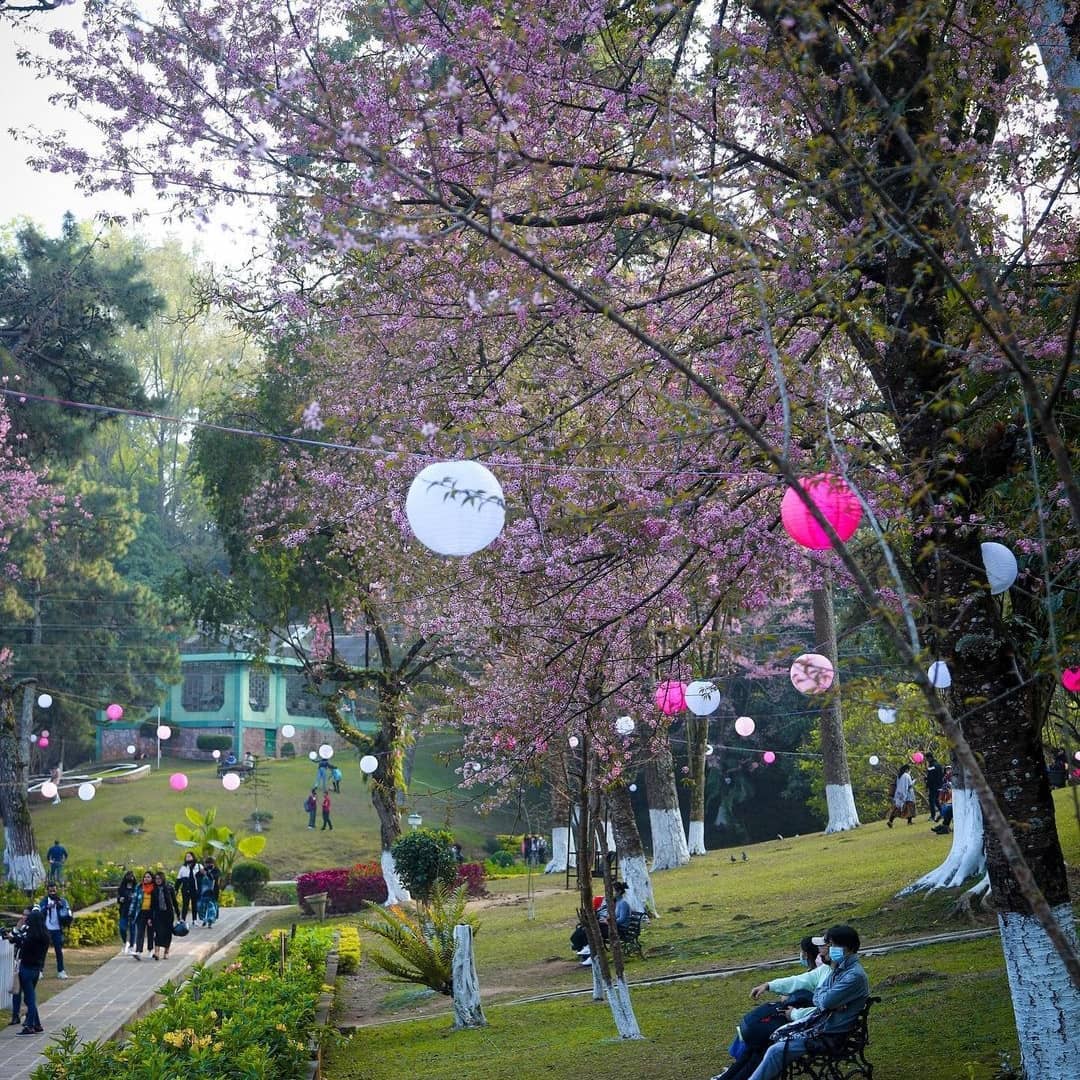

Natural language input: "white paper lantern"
[360,754,378,774]
[628,783,637,793]
[156,725,171,740]
[211,749,221,760]
[77,782,96,801]
[877,707,897,725]
[734,716,755,737]
[685,680,721,716]
[614,715,635,736]
[980,542,1018,595]
[405,460,506,556]
[705,743,714,755]
[869,755,880,766]
[281,724,296,739]
[126,744,136,755]
[222,772,241,791]
[318,743,334,759]
[568,735,579,748]
[928,661,952,689]
[41,781,58,799]
[308,750,318,761]
[471,762,482,772]
[37,693,53,709]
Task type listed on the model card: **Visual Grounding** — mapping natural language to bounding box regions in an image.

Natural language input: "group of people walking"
[116,853,220,961]
[886,753,954,834]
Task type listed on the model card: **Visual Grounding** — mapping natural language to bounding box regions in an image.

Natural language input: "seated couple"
[710,924,870,1080]
[569,881,634,967]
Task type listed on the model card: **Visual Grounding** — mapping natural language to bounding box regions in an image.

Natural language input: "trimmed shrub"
[455,862,487,898]
[219,888,238,908]
[296,867,388,914]
[196,734,233,751]
[495,834,522,854]
[280,742,296,759]
[231,860,271,902]
[488,850,515,868]
[122,815,145,834]
[66,907,119,947]
[390,828,457,904]
[337,926,362,975]
[258,885,297,906]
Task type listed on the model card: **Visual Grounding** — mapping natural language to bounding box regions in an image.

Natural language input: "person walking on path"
[305,788,318,829]
[150,872,180,960]
[45,840,67,884]
[117,871,137,954]
[196,857,221,927]
[38,883,71,979]
[175,852,202,926]
[131,871,156,960]
[886,765,916,827]
[15,908,49,1035]
[331,765,342,793]
[321,791,333,830]
[1,911,27,1027]
[924,754,944,822]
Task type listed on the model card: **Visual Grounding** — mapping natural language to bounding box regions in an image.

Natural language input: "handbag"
[172,920,190,937]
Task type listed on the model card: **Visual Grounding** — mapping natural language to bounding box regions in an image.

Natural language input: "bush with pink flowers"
[296,861,485,914]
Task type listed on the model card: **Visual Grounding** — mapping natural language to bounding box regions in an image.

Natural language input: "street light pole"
[156,706,161,771]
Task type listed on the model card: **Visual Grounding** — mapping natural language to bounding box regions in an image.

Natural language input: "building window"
[248,672,269,712]
[285,673,324,717]
[181,662,227,712]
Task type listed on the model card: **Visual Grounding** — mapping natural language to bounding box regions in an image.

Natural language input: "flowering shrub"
[297,866,387,914]
[66,906,119,947]
[455,862,487,897]
[337,926,362,975]
[31,926,335,1080]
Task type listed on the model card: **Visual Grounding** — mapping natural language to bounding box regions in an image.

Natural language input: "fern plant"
[361,882,478,996]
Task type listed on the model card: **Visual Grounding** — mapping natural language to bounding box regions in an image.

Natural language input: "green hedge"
[196,734,233,751]
[337,926,361,975]
[67,906,120,947]
[32,927,335,1079]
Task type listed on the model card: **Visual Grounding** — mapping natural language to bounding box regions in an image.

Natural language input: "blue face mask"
[828,946,845,964]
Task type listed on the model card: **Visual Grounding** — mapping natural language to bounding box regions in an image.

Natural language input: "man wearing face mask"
[740,924,869,1080]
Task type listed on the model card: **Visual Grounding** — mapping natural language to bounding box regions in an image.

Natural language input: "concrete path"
[0,905,272,1080]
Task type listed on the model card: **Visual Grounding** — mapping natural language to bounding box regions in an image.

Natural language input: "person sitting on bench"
[569,882,632,963]
[739,924,869,1080]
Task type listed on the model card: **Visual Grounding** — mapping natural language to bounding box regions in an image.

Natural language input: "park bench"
[780,996,880,1080]
[217,759,256,781]
[616,911,649,958]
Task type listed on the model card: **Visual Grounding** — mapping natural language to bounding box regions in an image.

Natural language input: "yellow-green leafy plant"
[361,882,476,996]
[337,926,361,975]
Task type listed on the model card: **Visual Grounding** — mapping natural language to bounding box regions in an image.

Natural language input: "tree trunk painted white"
[687,820,706,855]
[648,807,690,871]
[451,924,486,1029]
[618,853,656,917]
[963,873,992,904]
[544,826,569,874]
[590,957,605,1001]
[0,682,43,890]
[604,976,644,1039]
[380,849,411,905]
[999,903,1080,1078]
[901,787,985,893]
[823,784,860,834]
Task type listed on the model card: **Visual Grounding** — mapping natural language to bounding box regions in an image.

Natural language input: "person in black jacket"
[151,872,181,960]
[925,754,944,822]
[196,857,221,927]
[117,871,137,954]
[16,908,49,1035]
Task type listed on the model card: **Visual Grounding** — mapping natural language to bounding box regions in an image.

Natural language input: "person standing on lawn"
[924,754,944,822]
[46,839,67,883]
[321,790,333,830]
[886,765,916,827]
[305,788,318,829]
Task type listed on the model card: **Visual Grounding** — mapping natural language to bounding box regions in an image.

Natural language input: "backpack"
[888,779,897,798]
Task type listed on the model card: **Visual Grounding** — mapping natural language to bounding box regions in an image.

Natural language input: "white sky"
[0,5,259,268]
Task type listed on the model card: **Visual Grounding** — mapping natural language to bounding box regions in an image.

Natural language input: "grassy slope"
[33,745,521,879]
[324,789,1080,1080]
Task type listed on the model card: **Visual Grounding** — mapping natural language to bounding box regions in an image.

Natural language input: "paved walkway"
[0,906,273,1080]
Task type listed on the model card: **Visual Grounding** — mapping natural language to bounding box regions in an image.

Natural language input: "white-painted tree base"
[900,789,985,894]
[591,959,605,1001]
[2,842,45,891]
[451,924,486,1029]
[648,808,690,871]
[999,903,1080,1078]
[381,849,412,905]
[619,854,657,916]
[964,873,991,903]
[605,976,644,1038]
[823,784,861,833]
[687,820,706,855]
[544,826,569,874]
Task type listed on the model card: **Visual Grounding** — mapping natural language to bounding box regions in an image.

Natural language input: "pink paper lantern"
[781,473,862,550]
[1062,668,1080,693]
[169,772,189,792]
[41,729,49,738]
[911,751,925,764]
[222,772,241,791]
[734,715,756,737]
[105,703,124,721]
[762,750,776,764]
[655,680,688,715]
[790,653,835,694]
[38,736,49,748]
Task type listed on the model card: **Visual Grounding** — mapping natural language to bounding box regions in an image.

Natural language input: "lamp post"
[407,812,422,830]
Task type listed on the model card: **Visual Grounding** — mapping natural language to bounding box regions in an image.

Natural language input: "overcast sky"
[0,5,257,267]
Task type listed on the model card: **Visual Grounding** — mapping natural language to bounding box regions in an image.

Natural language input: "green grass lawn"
[33,744,523,880]
[322,789,1080,1080]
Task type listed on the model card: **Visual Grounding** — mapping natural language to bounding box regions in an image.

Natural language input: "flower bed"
[296,861,486,915]
[32,927,335,1079]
